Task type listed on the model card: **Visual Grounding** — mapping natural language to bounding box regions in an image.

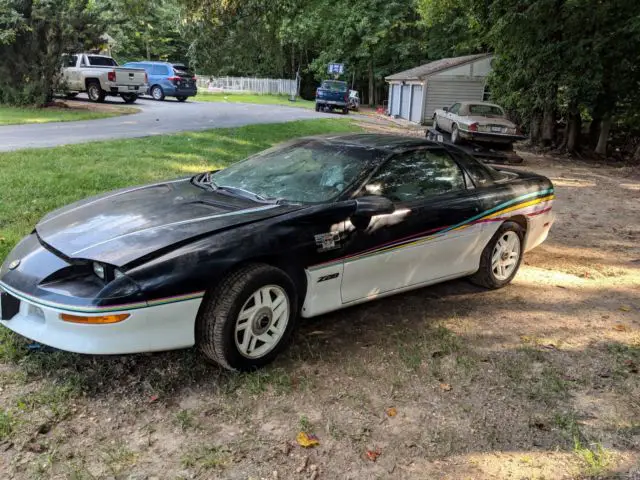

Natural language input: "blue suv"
[123,61,197,102]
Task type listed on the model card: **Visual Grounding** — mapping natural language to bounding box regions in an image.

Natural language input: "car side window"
[362,149,466,203]
[449,103,461,115]
[150,65,166,75]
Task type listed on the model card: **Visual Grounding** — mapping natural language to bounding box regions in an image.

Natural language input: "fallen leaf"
[619,305,632,312]
[148,395,159,403]
[385,407,397,417]
[366,448,381,462]
[613,324,628,332]
[439,383,452,391]
[296,432,319,448]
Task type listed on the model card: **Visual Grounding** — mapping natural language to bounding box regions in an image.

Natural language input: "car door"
[339,147,483,304]
[62,54,80,90]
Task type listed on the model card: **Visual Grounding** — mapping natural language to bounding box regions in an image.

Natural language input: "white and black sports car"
[0,135,555,370]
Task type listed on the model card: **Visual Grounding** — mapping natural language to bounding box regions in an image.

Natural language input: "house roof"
[385,53,492,82]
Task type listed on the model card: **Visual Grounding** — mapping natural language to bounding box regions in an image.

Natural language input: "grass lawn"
[0,105,125,126]
[0,118,360,261]
[196,91,316,109]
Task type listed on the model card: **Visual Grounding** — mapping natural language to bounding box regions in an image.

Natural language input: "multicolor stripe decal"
[309,188,554,271]
[0,280,204,315]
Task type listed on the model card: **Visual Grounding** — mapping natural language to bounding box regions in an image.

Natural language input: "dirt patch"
[61,99,140,115]
[1,137,639,479]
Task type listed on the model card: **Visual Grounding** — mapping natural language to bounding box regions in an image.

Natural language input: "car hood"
[465,116,515,128]
[35,178,298,267]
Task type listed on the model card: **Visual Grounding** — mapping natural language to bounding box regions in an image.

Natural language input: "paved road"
[0,95,328,152]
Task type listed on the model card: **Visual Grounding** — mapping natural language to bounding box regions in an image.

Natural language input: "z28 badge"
[315,231,341,252]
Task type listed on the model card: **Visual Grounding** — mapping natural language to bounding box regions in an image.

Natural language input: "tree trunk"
[368,60,374,106]
[588,116,601,147]
[633,143,640,162]
[595,116,612,155]
[530,113,542,145]
[566,107,581,153]
[542,106,556,147]
[146,40,150,60]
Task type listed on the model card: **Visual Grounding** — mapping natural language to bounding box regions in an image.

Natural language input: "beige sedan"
[433,101,526,145]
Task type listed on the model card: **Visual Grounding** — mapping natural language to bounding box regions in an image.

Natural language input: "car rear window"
[173,65,194,77]
[461,155,512,185]
[468,104,504,116]
[87,56,118,67]
[321,81,347,92]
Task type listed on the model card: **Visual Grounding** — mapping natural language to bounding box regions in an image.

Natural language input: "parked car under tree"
[123,61,197,102]
[0,134,554,371]
[433,101,526,146]
[61,53,147,104]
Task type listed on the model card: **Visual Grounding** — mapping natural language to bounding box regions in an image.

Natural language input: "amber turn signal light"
[60,313,130,324]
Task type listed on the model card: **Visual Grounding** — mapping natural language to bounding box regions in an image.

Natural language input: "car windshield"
[209,140,380,203]
[87,56,118,67]
[321,81,347,92]
[468,104,505,117]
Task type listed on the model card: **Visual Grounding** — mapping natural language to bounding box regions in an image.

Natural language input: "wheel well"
[507,214,528,232]
[197,257,307,312]
[84,78,100,88]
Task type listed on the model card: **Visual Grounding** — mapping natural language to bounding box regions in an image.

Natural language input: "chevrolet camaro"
[0,134,555,370]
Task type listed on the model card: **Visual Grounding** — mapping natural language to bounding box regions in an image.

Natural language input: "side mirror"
[443,106,449,112]
[354,196,395,216]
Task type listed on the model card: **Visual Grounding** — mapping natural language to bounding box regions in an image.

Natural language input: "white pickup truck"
[61,53,147,104]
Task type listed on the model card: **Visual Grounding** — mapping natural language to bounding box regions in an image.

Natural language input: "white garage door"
[400,85,411,120]
[410,85,423,123]
[390,84,401,116]
[424,79,486,119]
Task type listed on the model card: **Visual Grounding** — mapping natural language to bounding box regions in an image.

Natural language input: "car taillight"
[192,75,197,81]
[469,123,478,132]
[167,76,180,84]
[107,70,116,82]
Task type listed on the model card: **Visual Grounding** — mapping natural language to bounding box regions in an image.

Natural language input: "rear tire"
[451,124,462,144]
[470,221,525,289]
[315,103,320,112]
[120,93,138,104]
[151,85,165,101]
[197,264,298,371]
[176,96,188,102]
[86,82,105,103]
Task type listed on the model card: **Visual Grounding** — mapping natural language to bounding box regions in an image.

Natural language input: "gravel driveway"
[0,95,326,151]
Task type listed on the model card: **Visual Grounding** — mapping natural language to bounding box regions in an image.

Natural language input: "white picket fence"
[197,76,296,95]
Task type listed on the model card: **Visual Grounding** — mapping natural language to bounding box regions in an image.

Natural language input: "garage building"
[385,53,493,124]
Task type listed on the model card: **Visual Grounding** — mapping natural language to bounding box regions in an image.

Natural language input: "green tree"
[0,0,105,105]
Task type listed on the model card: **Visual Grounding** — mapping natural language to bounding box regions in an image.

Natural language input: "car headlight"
[93,262,105,280]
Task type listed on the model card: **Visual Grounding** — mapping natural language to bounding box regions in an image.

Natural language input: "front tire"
[197,264,298,371]
[433,115,441,132]
[120,93,138,104]
[470,221,524,289]
[87,82,105,103]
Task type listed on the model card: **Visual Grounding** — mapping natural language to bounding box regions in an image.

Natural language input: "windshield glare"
[211,141,378,203]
